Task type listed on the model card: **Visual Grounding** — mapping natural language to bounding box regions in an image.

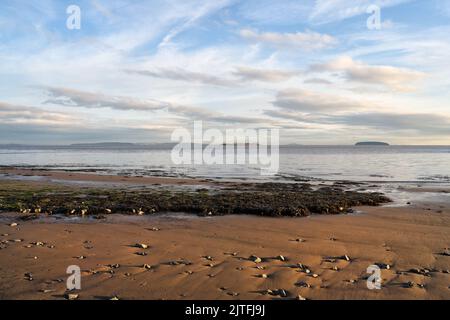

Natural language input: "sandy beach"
[0,169,449,300]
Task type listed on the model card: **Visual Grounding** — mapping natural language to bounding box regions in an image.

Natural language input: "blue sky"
[1,0,450,144]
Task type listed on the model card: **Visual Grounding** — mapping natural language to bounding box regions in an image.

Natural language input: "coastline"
[0,169,449,300]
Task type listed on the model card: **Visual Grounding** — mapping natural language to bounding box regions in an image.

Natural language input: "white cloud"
[310,56,426,91]
[240,29,338,51]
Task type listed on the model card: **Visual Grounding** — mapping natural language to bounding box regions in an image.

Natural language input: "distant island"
[355,141,390,146]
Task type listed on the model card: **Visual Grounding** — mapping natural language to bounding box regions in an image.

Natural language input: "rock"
[135,243,149,249]
[204,255,213,261]
[441,248,450,256]
[332,266,340,271]
[39,289,55,293]
[295,238,305,242]
[375,263,391,270]
[259,274,268,279]
[276,289,288,297]
[277,255,286,261]
[344,255,351,261]
[296,281,311,288]
[110,296,120,300]
[65,293,79,300]
[24,273,33,281]
[296,294,307,301]
[349,279,356,284]
[136,252,147,256]
[76,255,86,260]
[9,223,18,227]
[108,264,120,269]
[206,263,214,267]
[227,292,239,296]
[312,274,319,278]
[142,264,152,270]
[329,237,337,241]
[250,255,262,263]
[150,227,160,231]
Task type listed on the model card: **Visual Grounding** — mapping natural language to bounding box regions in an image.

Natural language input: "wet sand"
[0,169,449,300]
[0,204,449,300]
[0,167,212,186]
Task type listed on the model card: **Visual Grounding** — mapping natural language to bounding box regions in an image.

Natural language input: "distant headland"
[355,141,390,146]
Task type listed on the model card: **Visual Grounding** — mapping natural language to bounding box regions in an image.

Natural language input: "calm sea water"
[1,145,450,184]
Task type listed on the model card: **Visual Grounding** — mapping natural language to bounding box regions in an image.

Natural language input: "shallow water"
[1,145,450,184]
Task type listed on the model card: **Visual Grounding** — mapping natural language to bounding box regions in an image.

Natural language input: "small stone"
[110,296,120,300]
[33,242,44,246]
[296,294,307,301]
[296,238,305,242]
[349,279,356,284]
[65,293,79,300]
[259,274,268,279]
[76,255,86,260]
[142,264,152,270]
[277,255,286,261]
[150,227,160,231]
[24,273,33,281]
[204,255,213,261]
[344,255,351,261]
[312,273,319,278]
[40,289,55,293]
[10,223,18,227]
[277,289,288,297]
[250,255,262,263]
[227,292,239,296]
[136,252,147,256]
[206,263,214,267]
[135,243,149,249]
[332,266,340,271]
[108,264,120,269]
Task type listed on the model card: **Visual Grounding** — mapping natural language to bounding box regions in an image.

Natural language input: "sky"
[0,0,450,145]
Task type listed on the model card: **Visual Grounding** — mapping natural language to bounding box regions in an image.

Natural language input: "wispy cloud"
[240,29,338,51]
[309,56,426,91]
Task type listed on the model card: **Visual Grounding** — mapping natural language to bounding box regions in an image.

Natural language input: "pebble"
[204,255,213,261]
[135,243,149,249]
[375,263,391,270]
[33,242,44,246]
[311,274,319,278]
[142,264,152,270]
[149,227,160,231]
[295,238,305,242]
[344,255,351,261]
[10,223,18,227]
[296,281,311,288]
[250,255,262,263]
[277,255,286,261]
[136,252,147,256]
[227,292,239,296]
[24,273,33,281]
[108,264,120,269]
[76,255,86,260]
[65,293,79,300]
[332,266,340,271]
[259,274,268,279]
[110,296,120,300]
[39,289,55,293]
[296,294,307,301]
